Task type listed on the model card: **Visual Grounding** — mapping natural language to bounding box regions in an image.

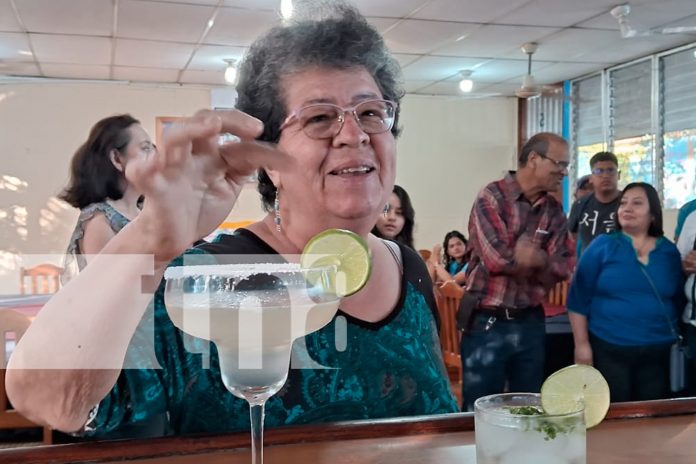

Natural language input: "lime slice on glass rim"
[541,364,611,429]
[300,229,371,297]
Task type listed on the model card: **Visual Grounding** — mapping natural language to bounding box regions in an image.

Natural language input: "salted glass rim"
[163,263,337,280]
[474,392,585,418]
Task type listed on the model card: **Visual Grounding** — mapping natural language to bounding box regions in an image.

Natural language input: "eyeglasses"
[280,99,397,140]
[536,152,570,170]
[591,167,618,176]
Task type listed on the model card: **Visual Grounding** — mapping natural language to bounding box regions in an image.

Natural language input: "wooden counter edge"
[1,397,695,464]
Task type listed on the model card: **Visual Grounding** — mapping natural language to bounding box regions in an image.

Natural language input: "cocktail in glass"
[163,261,341,464]
[475,393,586,464]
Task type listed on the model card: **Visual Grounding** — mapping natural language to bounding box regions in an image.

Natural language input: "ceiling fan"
[515,42,563,100]
[610,3,696,38]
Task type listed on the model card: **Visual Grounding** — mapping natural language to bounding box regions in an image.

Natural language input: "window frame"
[569,40,696,210]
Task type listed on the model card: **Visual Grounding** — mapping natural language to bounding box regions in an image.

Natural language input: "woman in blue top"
[7,2,457,437]
[568,182,684,402]
[428,230,468,286]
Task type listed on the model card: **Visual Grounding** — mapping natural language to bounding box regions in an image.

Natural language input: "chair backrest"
[546,280,569,307]
[0,310,53,441]
[0,309,31,370]
[435,280,464,363]
[0,309,37,427]
[19,263,63,295]
[418,249,431,261]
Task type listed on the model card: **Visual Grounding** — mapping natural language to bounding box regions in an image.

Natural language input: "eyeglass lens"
[297,100,395,139]
[592,167,617,175]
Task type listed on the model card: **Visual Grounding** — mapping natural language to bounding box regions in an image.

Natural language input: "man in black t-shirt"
[568,151,621,255]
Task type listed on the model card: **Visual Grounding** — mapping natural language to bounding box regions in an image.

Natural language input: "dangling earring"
[383,203,389,217]
[274,190,281,232]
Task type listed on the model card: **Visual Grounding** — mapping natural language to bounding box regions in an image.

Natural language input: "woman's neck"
[251,214,374,257]
[622,229,649,243]
[107,188,141,221]
[622,229,657,263]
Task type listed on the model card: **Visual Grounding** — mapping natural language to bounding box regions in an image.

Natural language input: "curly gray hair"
[236,0,404,211]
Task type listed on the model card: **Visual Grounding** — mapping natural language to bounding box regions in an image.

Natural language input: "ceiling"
[1,0,696,97]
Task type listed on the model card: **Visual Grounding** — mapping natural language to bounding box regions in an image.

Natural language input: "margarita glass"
[164,261,341,464]
[475,393,586,464]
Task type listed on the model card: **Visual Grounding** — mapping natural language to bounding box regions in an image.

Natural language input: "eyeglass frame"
[279,98,398,140]
[534,151,570,170]
[591,166,619,177]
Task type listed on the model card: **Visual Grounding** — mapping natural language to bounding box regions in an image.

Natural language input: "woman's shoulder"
[654,236,682,259]
[79,202,129,232]
[583,232,619,255]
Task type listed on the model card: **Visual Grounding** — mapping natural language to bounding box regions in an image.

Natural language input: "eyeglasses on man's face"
[591,167,618,176]
[535,152,570,171]
[280,99,397,140]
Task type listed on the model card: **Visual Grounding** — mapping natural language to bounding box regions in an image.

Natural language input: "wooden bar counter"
[1,398,695,464]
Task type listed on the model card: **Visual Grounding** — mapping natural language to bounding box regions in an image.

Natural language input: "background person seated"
[427,230,468,286]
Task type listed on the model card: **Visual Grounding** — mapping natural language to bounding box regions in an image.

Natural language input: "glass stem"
[250,402,266,464]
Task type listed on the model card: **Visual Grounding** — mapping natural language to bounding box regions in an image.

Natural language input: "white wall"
[396,95,518,251]
[0,81,528,293]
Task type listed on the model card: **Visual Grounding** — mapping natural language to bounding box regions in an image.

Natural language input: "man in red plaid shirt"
[461,132,575,411]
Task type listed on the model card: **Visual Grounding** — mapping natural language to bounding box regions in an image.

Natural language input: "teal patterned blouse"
[89,230,457,437]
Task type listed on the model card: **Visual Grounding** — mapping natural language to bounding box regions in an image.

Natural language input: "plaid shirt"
[466,172,575,309]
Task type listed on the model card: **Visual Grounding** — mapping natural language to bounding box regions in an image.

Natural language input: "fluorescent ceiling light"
[224,59,238,85]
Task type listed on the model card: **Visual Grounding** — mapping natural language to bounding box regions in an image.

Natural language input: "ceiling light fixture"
[458,70,474,93]
[223,59,238,85]
[281,0,293,20]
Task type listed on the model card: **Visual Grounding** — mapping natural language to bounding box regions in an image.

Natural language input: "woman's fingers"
[219,141,294,179]
[215,110,264,140]
[159,110,263,165]
[161,114,222,166]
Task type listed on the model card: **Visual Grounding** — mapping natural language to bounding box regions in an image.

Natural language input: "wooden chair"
[0,309,52,443]
[19,264,63,295]
[544,280,569,316]
[418,249,431,261]
[435,281,464,387]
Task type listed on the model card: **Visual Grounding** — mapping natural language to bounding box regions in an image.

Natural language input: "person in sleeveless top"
[8,1,457,439]
[59,115,154,282]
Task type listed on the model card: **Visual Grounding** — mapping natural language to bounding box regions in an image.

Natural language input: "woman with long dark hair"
[428,230,468,286]
[372,184,415,249]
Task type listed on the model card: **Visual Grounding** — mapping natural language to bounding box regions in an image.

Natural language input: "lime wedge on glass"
[301,229,371,297]
[541,364,610,429]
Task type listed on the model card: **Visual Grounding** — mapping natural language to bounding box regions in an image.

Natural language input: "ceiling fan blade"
[658,25,696,34]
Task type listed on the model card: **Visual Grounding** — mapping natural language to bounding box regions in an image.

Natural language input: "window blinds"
[609,60,652,140]
[661,46,696,133]
[572,75,603,146]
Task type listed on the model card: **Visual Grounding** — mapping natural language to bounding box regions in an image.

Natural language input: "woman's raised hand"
[125,110,292,262]
[430,244,443,265]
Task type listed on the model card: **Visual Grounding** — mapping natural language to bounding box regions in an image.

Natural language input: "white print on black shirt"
[580,210,616,235]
